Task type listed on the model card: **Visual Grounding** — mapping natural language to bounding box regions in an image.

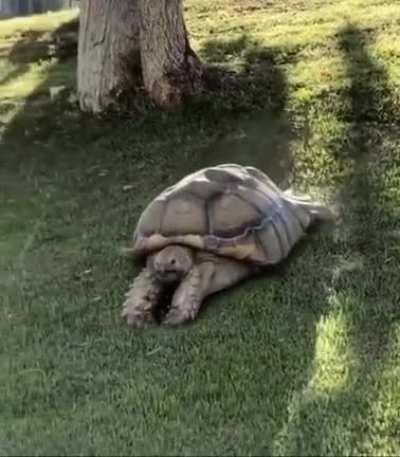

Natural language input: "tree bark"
[77,0,141,113]
[139,0,203,109]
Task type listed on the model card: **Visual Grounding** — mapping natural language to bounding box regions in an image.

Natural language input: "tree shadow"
[184,35,298,189]
[272,24,400,455]
[0,16,78,89]
[0,17,84,150]
[334,23,398,363]
[0,30,44,88]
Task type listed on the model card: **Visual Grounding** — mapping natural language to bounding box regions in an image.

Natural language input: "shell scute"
[131,164,331,265]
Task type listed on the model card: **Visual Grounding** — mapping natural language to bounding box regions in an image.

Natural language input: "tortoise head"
[148,245,194,283]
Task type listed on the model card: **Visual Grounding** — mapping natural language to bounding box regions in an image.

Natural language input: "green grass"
[1,1,400,455]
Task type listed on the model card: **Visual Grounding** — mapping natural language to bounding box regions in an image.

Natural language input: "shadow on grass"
[186,35,298,188]
[335,24,398,362]
[0,31,45,87]
[272,24,400,455]
[0,17,108,157]
[0,18,78,88]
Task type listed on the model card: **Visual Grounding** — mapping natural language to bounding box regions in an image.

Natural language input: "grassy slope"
[1,1,400,455]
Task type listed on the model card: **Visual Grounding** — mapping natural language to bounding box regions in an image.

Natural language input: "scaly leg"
[163,255,253,326]
[121,268,162,328]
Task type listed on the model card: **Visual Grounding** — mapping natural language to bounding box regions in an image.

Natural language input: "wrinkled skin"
[121,244,253,327]
[149,245,194,283]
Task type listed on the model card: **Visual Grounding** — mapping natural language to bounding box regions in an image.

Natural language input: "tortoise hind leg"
[163,255,253,326]
[121,268,162,328]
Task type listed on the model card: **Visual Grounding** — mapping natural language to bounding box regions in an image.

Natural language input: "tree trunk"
[139,0,203,109]
[78,0,141,113]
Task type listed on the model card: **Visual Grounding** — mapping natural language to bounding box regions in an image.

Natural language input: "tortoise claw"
[121,305,155,328]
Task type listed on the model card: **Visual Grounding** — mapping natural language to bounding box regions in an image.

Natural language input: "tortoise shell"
[131,164,320,265]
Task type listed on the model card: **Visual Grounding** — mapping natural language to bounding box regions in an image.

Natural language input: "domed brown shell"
[132,164,330,265]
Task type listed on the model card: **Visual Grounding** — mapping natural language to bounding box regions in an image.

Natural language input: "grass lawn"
[1,1,400,455]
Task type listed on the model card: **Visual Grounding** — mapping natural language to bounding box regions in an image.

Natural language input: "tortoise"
[121,164,335,327]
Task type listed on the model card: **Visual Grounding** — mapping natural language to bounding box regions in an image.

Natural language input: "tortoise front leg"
[163,255,253,326]
[121,268,162,328]
[162,264,203,326]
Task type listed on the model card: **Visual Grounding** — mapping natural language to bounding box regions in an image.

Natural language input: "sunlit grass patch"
[0,9,78,42]
[0,59,56,100]
[310,305,354,392]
